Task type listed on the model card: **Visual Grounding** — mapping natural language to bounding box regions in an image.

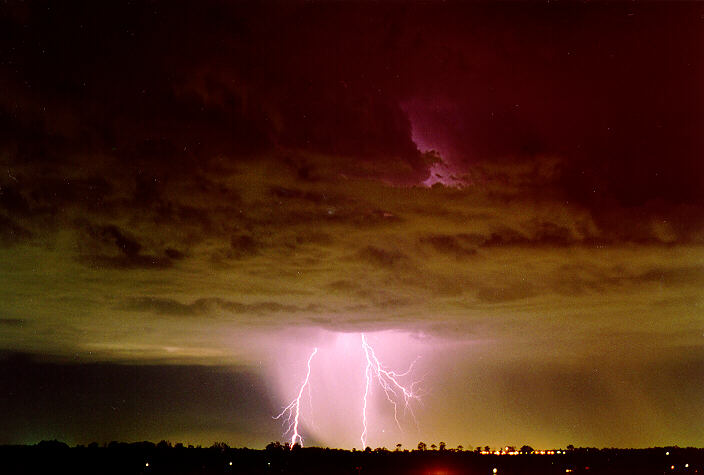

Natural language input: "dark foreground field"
[1,443,702,475]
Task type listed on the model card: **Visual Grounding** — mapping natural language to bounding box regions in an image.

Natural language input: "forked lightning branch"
[273,334,421,449]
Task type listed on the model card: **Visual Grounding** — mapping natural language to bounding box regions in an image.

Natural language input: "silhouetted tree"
[266,441,284,453]
[417,442,427,451]
[457,445,464,452]
[156,440,172,449]
[484,446,491,452]
[439,442,446,451]
[520,445,534,454]
[430,444,437,450]
[37,440,69,450]
[211,442,229,451]
[396,443,402,451]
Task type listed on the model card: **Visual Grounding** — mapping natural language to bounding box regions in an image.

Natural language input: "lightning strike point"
[273,347,318,447]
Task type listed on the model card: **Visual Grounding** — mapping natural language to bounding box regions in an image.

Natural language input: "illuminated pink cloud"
[404,99,470,188]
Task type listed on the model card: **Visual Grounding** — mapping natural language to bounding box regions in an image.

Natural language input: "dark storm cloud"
[419,234,478,258]
[629,265,704,287]
[119,297,198,316]
[417,219,658,257]
[548,263,704,298]
[0,318,26,327]
[1,0,704,449]
[475,281,538,304]
[79,225,173,270]
[0,215,32,247]
[0,184,31,216]
[356,246,409,269]
[0,1,428,183]
[1,0,703,248]
[89,225,141,257]
[119,297,323,317]
[326,280,359,293]
[228,234,261,259]
[651,295,702,309]
[404,3,704,208]
[481,223,578,248]
[31,177,113,212]
[80,252,170,270]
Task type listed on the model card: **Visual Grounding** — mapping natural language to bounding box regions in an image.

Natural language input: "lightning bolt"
[273,347,318,447]
[360,333,420,449]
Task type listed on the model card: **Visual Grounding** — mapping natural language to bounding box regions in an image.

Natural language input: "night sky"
[1,1,703,450]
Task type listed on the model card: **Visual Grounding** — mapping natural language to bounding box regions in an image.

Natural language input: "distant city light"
[229,461,233,466]
[492,469,498,474]
[145,462,149,467]
[480,448,561,456]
